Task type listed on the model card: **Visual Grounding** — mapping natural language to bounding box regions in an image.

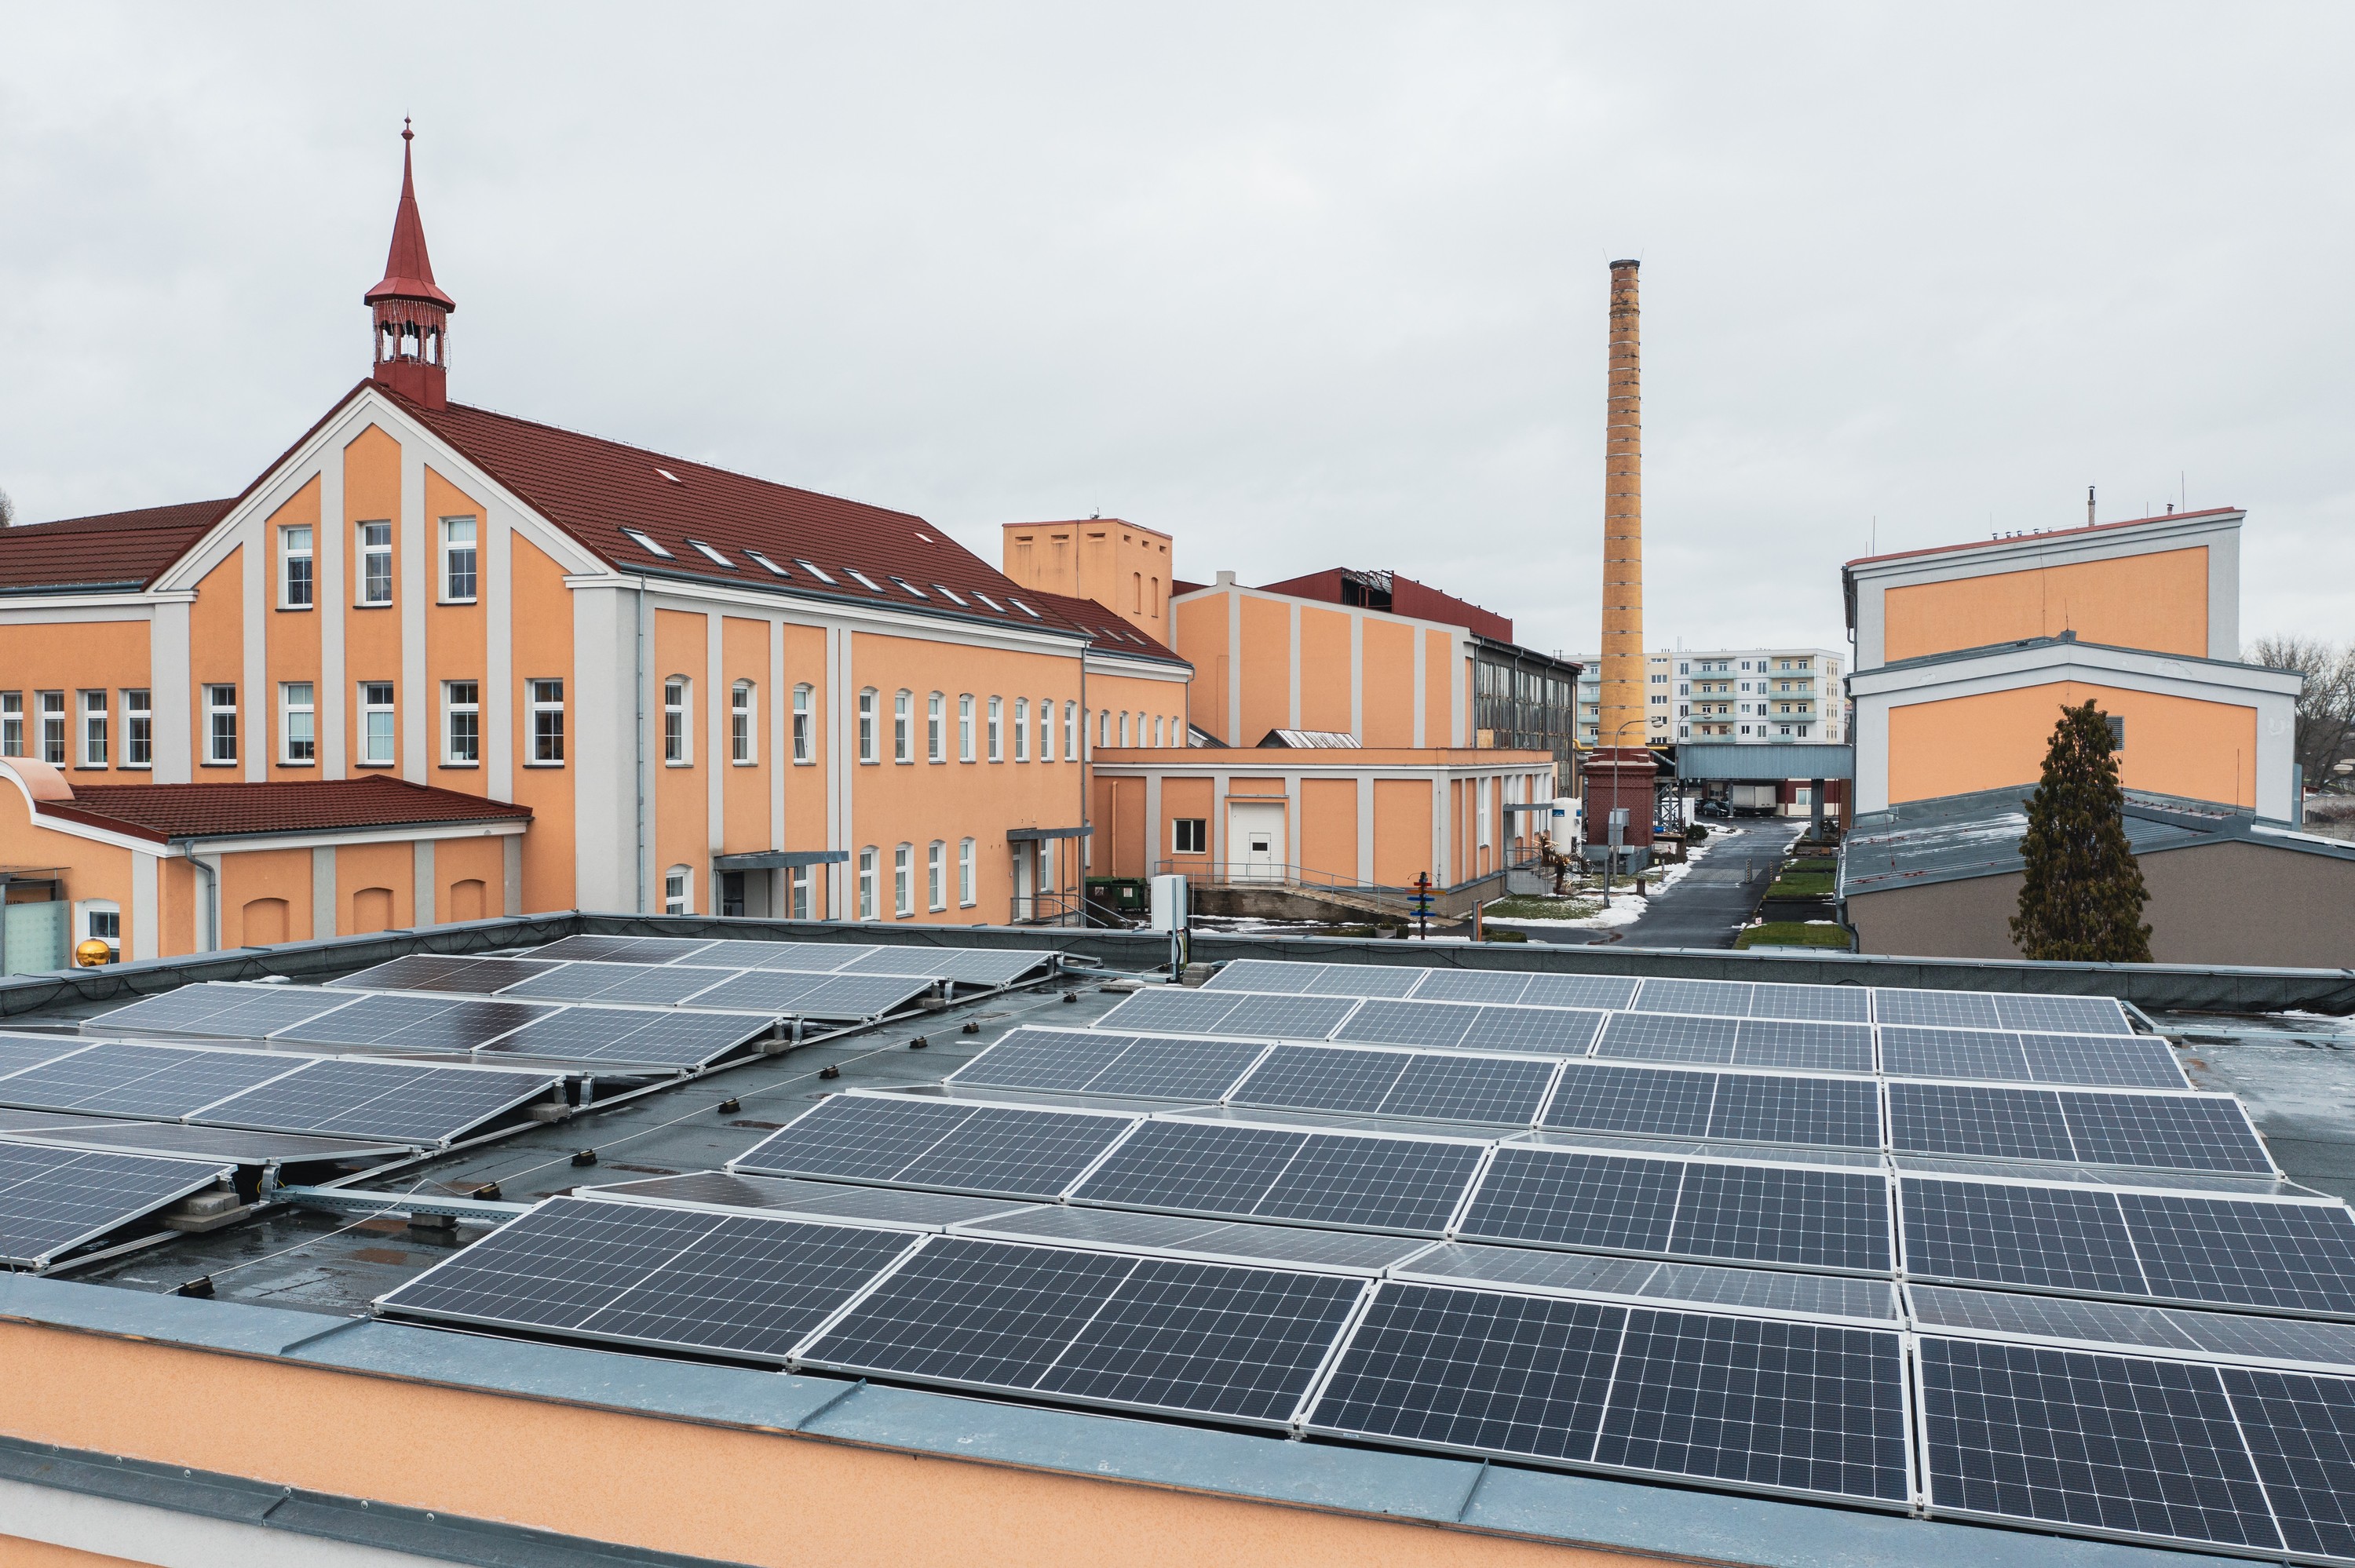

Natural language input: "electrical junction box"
[1148,874,1189,932]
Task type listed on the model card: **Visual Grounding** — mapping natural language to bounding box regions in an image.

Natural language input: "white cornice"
[1851,640,2298,702]
[568,573,1090,658]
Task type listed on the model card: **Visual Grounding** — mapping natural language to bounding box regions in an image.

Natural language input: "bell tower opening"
[365,119,457,409]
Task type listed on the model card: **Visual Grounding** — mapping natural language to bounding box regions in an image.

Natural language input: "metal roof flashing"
[0,1274,2246,1568]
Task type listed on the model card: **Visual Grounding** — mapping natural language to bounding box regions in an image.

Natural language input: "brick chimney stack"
[1586,258,1657,846]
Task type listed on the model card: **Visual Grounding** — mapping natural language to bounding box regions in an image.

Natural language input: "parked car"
[1696,798,1732,819]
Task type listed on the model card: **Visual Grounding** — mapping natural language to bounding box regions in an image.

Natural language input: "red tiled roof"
[0,500,236,593]
[42,775,531,843]
[1842,507,2241,571]
[385,390,1088,644]
[1018,589,1188,666]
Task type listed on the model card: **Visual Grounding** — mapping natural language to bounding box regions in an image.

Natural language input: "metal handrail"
[1152,861,1510,900]
[1008,892,1084,928]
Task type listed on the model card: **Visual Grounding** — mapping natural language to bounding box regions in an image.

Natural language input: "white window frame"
[857,688,878,764]
[1063,701,1076,761]
[440,516,478,603]
[360,682,396,766]
[664,677,691,764]
[789,866,812,920]
[1098,710,1112,749]
[279,682,316,765]
[1119,712,1131,747]
[200,686,234,766]
[927,841,946,911]
[74,690,107,768]
[987,697,1002,762]
[927,692,944,763]
[893,690,912,764]
[958,695,975,761]
[1173,818,1207,855]
[528,678,565,764]
[279,525,314,609]
[664,865,692,916]
[78,898,121,960]
[1477,779,1491,848]
[122,688,152,769]
[731,680,755,765]
[1039,698,1053,761]
[857,847,878,920]
[958,837,976,907]
[443,680,481,765]
[0,692,20,758]
[358,521,393,606]
[792,684,813,764]
[1013,698,1029,762]
[893,843,913,917]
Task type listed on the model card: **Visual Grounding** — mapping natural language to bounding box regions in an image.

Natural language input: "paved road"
[1526,819,1805,950]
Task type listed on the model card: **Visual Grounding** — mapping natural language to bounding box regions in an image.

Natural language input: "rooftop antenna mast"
[2087,485,2095,527]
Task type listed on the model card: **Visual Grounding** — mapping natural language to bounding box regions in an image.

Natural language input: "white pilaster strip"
[1287,602,1302,731]
[1349,612,1364,740]
[311,846,337,939]
[399,444,428,782]
[411,837,436,928]
[130,852,159,962]
[1357,774,1375,884]
[486,501,514,800]
[240,516,265,782]
[319,455,346,777]
[706,611,725,859]
[769,618,786,851]
[1412,632,1427,748]
[152,602,192,783]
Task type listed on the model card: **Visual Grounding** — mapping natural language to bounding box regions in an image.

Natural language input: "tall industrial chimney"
[1586,258,1658,847]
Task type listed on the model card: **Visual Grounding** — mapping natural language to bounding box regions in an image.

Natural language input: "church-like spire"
[367,119,455,408]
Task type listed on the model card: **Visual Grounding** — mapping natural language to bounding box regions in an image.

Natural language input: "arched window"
[1013,698,1029,762]
[893,690,913,762]
[856,847,878,920]
[927,692,945,762]
[893,844,914,916]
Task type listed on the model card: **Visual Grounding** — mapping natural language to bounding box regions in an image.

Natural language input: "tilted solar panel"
[1208,994,1360,1041]
[947,1028,1261,1102]
[1889,1083,2079,1163]
[595,1172,1032,1228]
[2020,1034,2190,1091]
[1069,1118,1484,1233]
[1092,988,1251,1037]
[1331,1000,1477,1051]
[957,1205,1432,1272]
[837,946,1053,986]
[497,961,741,1005]
[1542,1063,1719,1140]
[1748,983,1872,1023]
[1404,970,1532,1005]
[194,1058,560,1144]
[1879,1026,2032,1083]
[525,935,717,965]
[1703,1074,1880,1149]
[480,1008,774,1069]
[87,983,358,1041]
[676,940,874,972]
[1994,994,2134,1036]
[0,1036,93,1081]
[1519,974,1642,1011]
[1199,959,1318,994]
[0,1140,236,1267]
[1594,1011,1741,1064]
[1631,978,1752,1017]
[0,1041,304,1119]
[1905,1285,2355,1372]
[337,954,560,995]
[1900,1178,2149,1296]
[1874,990,2003,1030]
[731,1094,1135,1198]
[274,993,553,1052]
[1732,1019,1875,1074]
[1458,1005,1607,1056]
[2057,1092,2273,1174]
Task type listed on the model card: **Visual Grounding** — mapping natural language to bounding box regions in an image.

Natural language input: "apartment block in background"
[1572,647,1846,746]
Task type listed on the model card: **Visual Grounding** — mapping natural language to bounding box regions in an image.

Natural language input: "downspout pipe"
[181,842,222,953]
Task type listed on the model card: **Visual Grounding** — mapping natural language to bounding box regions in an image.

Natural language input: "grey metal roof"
[1839,785,2355,899]
[1676,742,1853,780]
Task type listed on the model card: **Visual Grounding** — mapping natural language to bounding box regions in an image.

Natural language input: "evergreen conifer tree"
[2009,700,2152,961]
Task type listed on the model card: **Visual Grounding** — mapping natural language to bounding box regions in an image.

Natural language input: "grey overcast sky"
[5,5,2351,660]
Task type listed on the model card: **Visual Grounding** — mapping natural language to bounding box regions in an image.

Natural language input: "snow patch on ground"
[1488,835,1713,931]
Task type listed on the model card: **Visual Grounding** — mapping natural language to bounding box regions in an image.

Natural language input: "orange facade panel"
[1886,680,2258,809]
[1884,546,2208,663]
[1372,779,1433,888]
[1298,607,1352,734]
[1238,594,1291,748]
[1299,776,1356,883]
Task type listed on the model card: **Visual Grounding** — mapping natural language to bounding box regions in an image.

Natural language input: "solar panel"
[1918,1337,2280,1552]
[1093,988,1250,1035]
[1900,1178,2147,1295]
[837,946,1053,986]
[1379,1054,1557,1125]
[1405,970,1532,1005]
[337,954,559,994]
[1879,1026,2031,1082]
[2217,1367,2355,1559]
[699,971,933,1019]
[1631,978,1752,1017]
[1704,1074,1880,1149]
[273,992,552,1052]
[947,1028,1262,1101]
[88,983,358,1041]
[0,1035,88,1080]
[1455,1148,1682,1254]
[1520,974,1642,1011]
[1306,1285,1909,1502]
[0,1118,406,1165]
[1229,1045,1408,1116]
[1994,994,2134,1036]
[1206,961,1419,998]
[1209,994,1360,1041]
[2120,1194,2355,1315]
[1906,1285,2355,1372]
[1542,1063,1718,1140]
[0,1041,304,1119]
[1201,959,1319,994]
[731,1094,1135,1198]
[1874,990,2003,1030]
[1732,1019,1875,1074]
[1889,1083,2079,1162]
[798,1235,1364,1426]
[2060,1092,2273,1174]
[1458,1005,1607,1056]
[1069,1118,1483,1232]
[194,1058,560,1143]
[595,1172,1033,1227]
[0,1140,236,1267]
[496,961,741,1005]
[674,940,874,972]
[1748,983,1873,1023]
[525,935,718,965]
[957,1205,1433,1271]
[479,1008,774,1069]
[1332,999,1477,1051]
[1406,1243,1898,1322]
[1594,1011,1740,1063]
[2021,1034,2190,1091]
[377,1196,920,1362]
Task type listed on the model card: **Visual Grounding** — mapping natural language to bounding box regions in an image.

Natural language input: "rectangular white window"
[1477,779,1491,848]
[280,682,315,764]
[35,691,65,765]
[1013,698,1029,761]
[893,690,911,763]
[857,689,878,763]
[359,522,393,605]
[664,678,689,764]
[1039,698,1053,761]
[987,697,1002,761]
[78,690,108,767]
[1173,819,1207,854]
[928,841,945,910]
[441,516,478,601]
[732,681,754,764]
[893,844,912,917]
[958,837,976,906]
[203,686,235,764]
[927,693,944,762]
[0,692,20,757]
[664,866,689,916]
[857,848,877,920]
[1063,701,1076,760]
[530,679,564,764]
[280,526,313,608]
[360,682,396,765]
[792,684,812,763]
[444,680,480,764]
[789,866,812,921]
[958,695,975,761]
[122,689,151,768]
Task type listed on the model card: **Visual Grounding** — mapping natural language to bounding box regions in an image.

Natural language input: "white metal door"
[1229,802,1285,882]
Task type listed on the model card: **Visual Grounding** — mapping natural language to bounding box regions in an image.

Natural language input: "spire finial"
[402,115,413,144]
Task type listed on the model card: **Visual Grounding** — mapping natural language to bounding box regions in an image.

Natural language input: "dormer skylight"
[655,468,684,485]
[622,528,673,558]
[1009,597,1042,619]
[795,560,836,585]
[933,585,967,606]
[747,551,791,578]
[845,567,885,593]
[889,577,929,599]
[688,539,734,567]
[973,592,1005,613]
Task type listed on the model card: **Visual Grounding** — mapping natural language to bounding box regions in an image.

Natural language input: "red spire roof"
[364,119,454,310]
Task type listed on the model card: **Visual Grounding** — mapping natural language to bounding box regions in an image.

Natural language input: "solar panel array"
[519,933,1057,990]
[0,1033,560,1148]
[0,1139,237,1267]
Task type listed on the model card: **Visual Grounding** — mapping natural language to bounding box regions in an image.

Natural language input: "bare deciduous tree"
[2251,635,2355,790]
